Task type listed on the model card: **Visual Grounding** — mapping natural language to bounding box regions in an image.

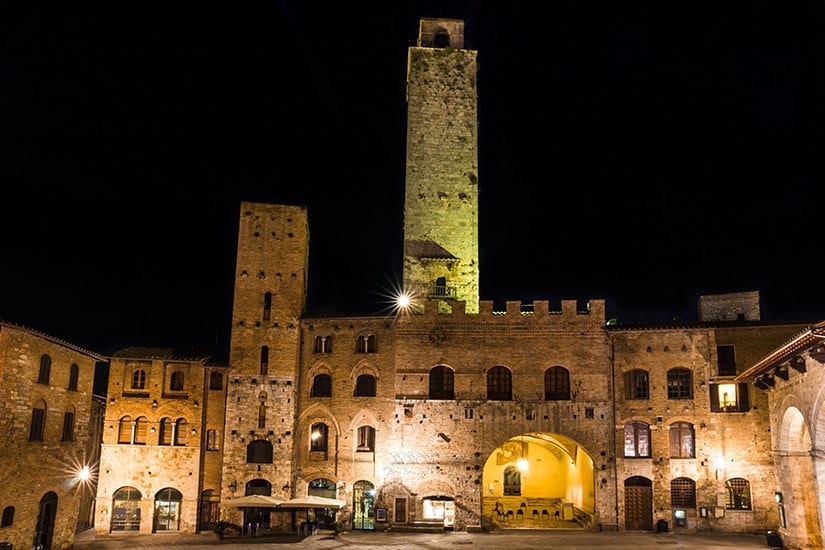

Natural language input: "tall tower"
[222,202,309,507]
[403,18,480,313]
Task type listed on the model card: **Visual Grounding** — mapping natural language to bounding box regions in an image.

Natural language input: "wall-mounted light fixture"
[152,399,158,409]
[282,483,290,491]
[228,481,237,493]
[714,456,726,480]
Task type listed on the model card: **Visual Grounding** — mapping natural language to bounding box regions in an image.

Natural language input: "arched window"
[206,429,220,451]
[671,477,696,507]
[61,406,76,442]
[314,335,332,353]
[38,354,51,384]
[354,374,376,397]
[356,426,375,452]
[247,439,273,463]
[310,422,328,452]
[544,366,570,400]
[486,366,512,401]
[29,399,47,441]
[260,346,269,376]
[356,334,376,353]
[429,365,454,400]
[725,478,752,510]
[311,374,332,397]
[209,371,223,390]
[623,421,651,457]
[503,465,521,496]
[263,292,272,320]
[111,487,142,531]
[669,421,695,458]
[624,369,649,399]
[170,371,184,392]
[667,368,693,399]
[159,418,173,445]
[174,418,188,446]
[1,506,14,527]
[118,416,133,444]
[132,369,146,390]
[134,416,149,445]
[258,400,267,429]
[154,487,183,531]
[68,364,79,391]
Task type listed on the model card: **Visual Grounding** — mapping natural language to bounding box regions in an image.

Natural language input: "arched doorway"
[308,478,338,528]
[111,486,142,531]
[482,433,594,529]
[153,487,182,532]
[199,489,220,531]
[243,479,273,530]
[352,480,375,531]
[624,476,653,530]
[32,491,57,550]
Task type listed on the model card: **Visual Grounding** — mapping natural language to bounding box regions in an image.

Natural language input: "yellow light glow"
[311,431,321,441]
[516,458,528,472]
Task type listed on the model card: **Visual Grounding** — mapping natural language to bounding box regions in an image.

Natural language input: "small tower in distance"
[403,18,479,314]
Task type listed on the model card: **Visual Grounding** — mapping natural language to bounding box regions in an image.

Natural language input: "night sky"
[3,2,824,357]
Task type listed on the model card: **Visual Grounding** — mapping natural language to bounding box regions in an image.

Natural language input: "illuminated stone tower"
[222,202,309,507]
[403,18,479,313]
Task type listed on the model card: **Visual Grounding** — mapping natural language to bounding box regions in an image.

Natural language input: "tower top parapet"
[417,18,465,49]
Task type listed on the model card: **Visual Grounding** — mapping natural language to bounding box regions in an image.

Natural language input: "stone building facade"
[736,321,825,549]
[0,321,105,550]
[5,16,824,550]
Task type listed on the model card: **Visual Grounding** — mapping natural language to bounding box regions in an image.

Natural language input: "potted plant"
[214,521,231,540]
[331,521,345,537]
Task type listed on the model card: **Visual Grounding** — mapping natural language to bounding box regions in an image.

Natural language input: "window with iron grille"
[545,366,570,400]
[725,478,752,510]
[671,477,696,507]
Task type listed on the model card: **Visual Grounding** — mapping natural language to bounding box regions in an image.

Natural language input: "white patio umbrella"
[277,495,346,509]
[224,494,283,508]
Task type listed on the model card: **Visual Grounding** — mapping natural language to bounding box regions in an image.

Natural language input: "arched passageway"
[482,433,594,529]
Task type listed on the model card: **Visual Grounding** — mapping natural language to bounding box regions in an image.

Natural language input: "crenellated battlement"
[416,298,605,322]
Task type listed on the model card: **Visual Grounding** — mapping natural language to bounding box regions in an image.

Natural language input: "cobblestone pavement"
[74,528,778,550]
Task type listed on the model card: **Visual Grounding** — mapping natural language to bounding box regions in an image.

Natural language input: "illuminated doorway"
[153,487,182,532]
[423,496,455,529]
[111,486,141,531]
[352,480,375,531]
[308,478,339,528]
[482,433,594,529]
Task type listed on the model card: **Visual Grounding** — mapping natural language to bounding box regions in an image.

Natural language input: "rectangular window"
[717,345,736,376]
[464,408,474,419]
[357,426,375,452]
[710,383,750,412]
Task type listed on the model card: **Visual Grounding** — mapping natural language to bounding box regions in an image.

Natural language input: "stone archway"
[482,433,594,529]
